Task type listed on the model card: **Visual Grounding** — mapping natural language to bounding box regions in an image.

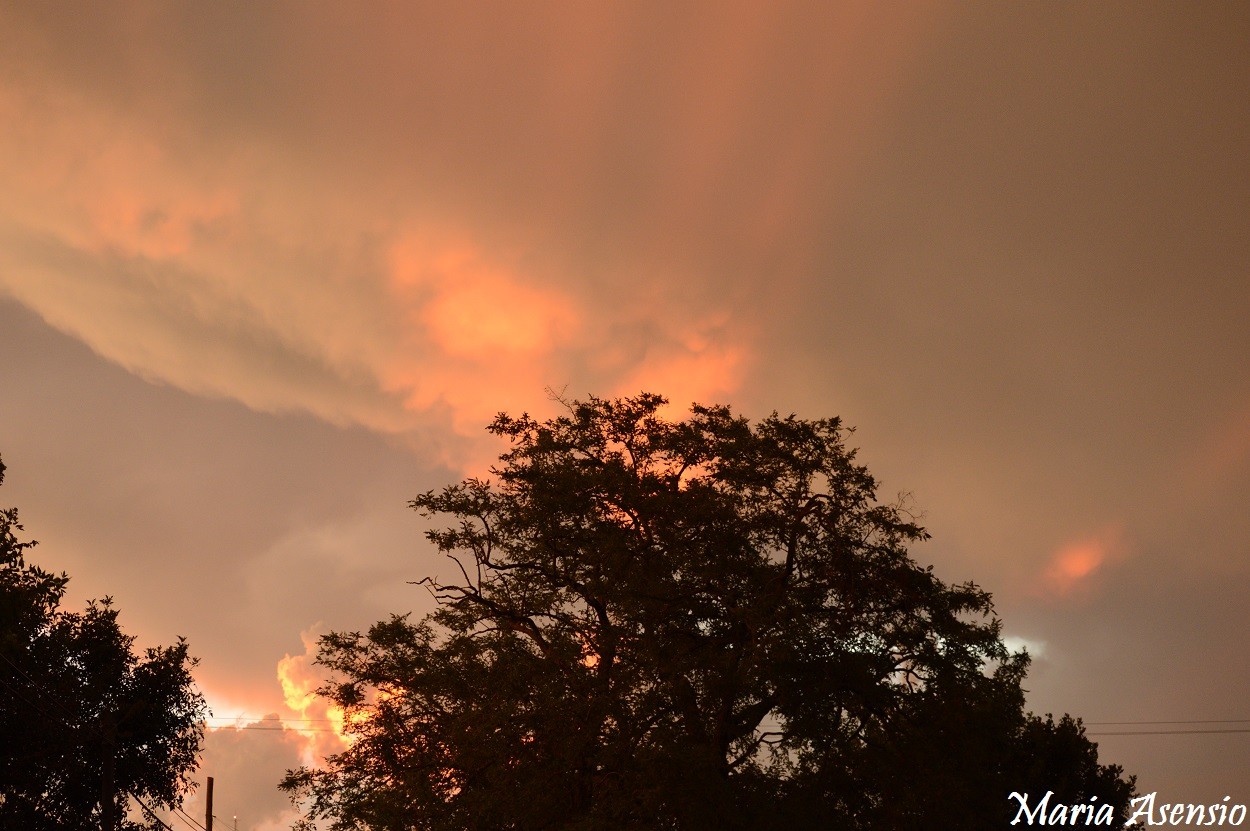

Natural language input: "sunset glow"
[3,2,1249,822]
[1042,525,1125,597]
[275,630,353,760]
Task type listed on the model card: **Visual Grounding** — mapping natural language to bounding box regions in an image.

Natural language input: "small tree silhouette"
[0,455,207,831]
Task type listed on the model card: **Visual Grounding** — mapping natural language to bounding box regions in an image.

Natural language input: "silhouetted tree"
[282,394,1136,830]
[0,455,206,831]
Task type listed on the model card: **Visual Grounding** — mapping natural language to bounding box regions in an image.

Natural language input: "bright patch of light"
[1002,635,1046,658]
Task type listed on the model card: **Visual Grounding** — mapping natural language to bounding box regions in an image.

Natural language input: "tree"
[282,393,1137,830]
[0,455,206,831]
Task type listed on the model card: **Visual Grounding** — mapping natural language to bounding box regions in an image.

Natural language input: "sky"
[1,2,1248,827]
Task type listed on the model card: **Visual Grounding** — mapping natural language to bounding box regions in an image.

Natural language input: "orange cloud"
[614,321,747,413]
[390,232,578,359]
[86,185,239,261]
[0,78,241,261]
[0,56,758,474]
[378,230,587,466]
[275,626,352,764]
[1042,524,1126,597]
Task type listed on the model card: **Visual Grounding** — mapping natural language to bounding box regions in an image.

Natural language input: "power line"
[1086,718,1250,726]
[205,716,340,723]
[203,721,343,733]
[1088,728,1250,736]
[199,715,1250,735]
[203,714,371,733]
[172,803,210,831]
[205,723,1250,737]
[1085,718,1250,736]
[129,790,178,831]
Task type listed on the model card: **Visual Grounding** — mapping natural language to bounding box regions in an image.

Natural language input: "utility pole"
[205,777,214,831]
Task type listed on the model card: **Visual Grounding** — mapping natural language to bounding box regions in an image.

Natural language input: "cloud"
[0,2,953,472]
[1041,523,1126,597]
[612,321,748,412]
[276,626,352,764]
[1002,634,1046,659]
[178,716,308,831]
[381,228,586,442]
[390,232,579,360]
[0,64,763,469]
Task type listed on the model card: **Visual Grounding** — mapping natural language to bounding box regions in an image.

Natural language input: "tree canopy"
[283,393,1137,830]
[0,455,206,831]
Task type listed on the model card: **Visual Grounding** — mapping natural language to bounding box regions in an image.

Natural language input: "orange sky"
[2,3,1249,826]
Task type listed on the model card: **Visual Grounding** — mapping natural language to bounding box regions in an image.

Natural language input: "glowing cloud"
[1042,524,1126,597]
[617,340,746,413]
[275,626,352,763]
[0,66,750,470]
[390,232,578,359]
[381,229,586,446]
[1002,635,1047,659]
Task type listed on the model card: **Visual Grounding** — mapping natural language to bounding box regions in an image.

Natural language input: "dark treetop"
[283,393,1136,831]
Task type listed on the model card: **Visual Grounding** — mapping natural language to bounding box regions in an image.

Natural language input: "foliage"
[1009,713,1140,826]
[283,393,1136,830]
[0,456,206,831]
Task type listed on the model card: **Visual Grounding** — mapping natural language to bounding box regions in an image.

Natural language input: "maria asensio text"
[1010,791,1248,826]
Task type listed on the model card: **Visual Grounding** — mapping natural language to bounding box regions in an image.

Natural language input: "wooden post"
[206,776,214,831]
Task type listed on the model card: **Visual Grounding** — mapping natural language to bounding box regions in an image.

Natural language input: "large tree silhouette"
[283,394,1136,830]
[0,456,206,831]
